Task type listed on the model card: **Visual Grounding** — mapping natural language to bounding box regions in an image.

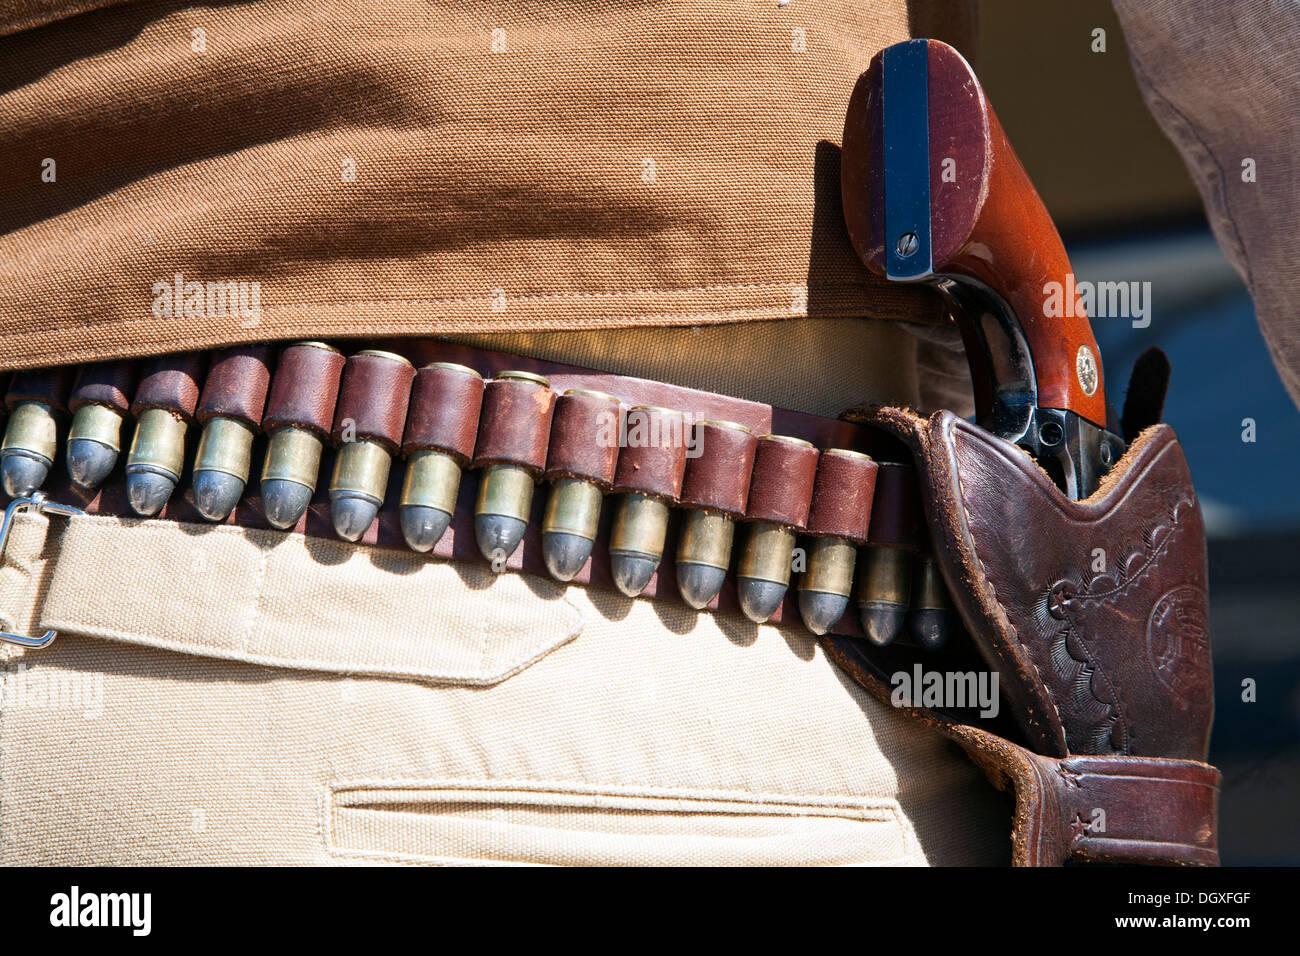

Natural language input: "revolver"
[841,38,1126,501]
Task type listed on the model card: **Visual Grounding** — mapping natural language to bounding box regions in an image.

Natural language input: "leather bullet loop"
[544,389,622,488]
[6,366,77,412]
[473,371,556,473]
[401,362,484,465]
[679,419,757,516]
[806,448,878,543]
[69,361,138,416]
[262,341,346,438]
[130,353,207,421]
[331,349,416,452]
[611,405,688,501]
[744,434,819,529]
[196,345,274,429]
[865,462,924,551]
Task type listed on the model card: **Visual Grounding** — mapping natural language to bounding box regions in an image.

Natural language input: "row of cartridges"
[0,342,953,646]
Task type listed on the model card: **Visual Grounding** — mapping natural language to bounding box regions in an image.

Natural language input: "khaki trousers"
[0,321,1008,865]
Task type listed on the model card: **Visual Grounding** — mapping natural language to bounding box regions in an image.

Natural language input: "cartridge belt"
[0,339,1221,866]
[0,340,950,646]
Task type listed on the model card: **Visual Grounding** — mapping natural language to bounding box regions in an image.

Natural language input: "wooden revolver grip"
[842,39,1107,428]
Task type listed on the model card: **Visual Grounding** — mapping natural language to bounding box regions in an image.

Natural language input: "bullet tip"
[65,439,118,491]
[193,470,246,522]
[400,504,452,553]
[1,451,52,499]
[858,603,908,647]
[330,493,380,542]
[676,562,727,610]
[909,609,952,651]
[797,590,850,636]
[609,550,658,597]
[262,479,314,530]
[125,467,177,517]
[541,531,593,581]
[736,577,788,623]
[474,514,527,563]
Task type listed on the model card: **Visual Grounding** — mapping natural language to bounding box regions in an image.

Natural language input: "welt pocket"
[325,779,918,866]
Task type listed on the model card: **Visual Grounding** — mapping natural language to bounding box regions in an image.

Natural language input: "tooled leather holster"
[823,401,1218,866]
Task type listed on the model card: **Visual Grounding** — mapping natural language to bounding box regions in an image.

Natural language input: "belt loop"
[0,492,83,649]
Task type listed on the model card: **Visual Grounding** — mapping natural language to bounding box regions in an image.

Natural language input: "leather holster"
[823,404,1219,866]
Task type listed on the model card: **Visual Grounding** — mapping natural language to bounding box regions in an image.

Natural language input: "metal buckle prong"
[0,492,84,649]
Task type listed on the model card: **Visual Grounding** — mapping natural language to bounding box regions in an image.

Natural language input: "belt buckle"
[0,492,84,649]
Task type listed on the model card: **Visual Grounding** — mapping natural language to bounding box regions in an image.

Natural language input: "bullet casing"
[737,522,797,586]
[401,449,463,516]
[194,417,255,481]
[677,509,735,571]
[330,439,393,501]
[543,477,603,541]
[68,403,124,452]
[127,407,188,478]
[856,546,913,608]
[799,535,858,599]
[476,464,536,524]
[912,556,953,611]
[2,401,59,464]
[610,493,670,560]
[262,427,324,490]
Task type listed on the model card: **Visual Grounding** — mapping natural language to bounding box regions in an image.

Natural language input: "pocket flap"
[38,514,582,685]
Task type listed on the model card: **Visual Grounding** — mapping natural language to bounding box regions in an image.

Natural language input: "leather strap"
[745,436,819,529]
[951,724,1220,867]
[680,422,757,516]
[473,374,556,473]
[612,406,688,501]
[545,390,621,488]
[28,340,927,637]
[865,462,924,550]
[807,450,878,541]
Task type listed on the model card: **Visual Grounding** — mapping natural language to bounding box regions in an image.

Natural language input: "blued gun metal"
[844,38,1125,501]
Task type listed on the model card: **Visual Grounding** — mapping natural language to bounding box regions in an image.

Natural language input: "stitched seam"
[31,618,573,686]
[240,534,273,655]
[0,278,914,344]
[954,464,1068,737]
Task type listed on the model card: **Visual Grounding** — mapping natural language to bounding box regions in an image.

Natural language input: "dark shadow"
[0,1,249,95]
[804,139,949,325]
